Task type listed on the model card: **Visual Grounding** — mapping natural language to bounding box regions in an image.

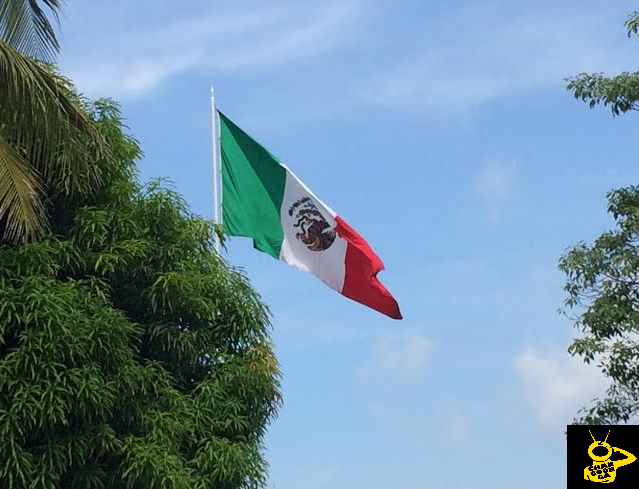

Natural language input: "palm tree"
[0,0,105,242]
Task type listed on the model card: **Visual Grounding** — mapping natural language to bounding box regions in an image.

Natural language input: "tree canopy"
[0,95,281,488]
[560,188,639,424]
[561,11,639,424]
[567,11,639,116]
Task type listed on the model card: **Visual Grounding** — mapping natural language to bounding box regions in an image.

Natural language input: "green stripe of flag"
[219,111,287,258]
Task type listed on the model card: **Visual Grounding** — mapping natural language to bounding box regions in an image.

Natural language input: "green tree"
[0,93,281,488]
[561,11,639,424]
[0,0,105,242]
[567,12,639,116]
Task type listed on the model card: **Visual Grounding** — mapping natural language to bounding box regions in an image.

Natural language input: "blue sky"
[58,1,639,487]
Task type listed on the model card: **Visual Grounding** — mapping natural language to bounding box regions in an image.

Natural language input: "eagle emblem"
[288,197,336,252]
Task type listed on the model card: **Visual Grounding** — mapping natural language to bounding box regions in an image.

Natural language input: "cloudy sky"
[58,1,639,487]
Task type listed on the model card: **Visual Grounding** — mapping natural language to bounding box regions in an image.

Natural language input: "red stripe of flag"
[334,216,402,320]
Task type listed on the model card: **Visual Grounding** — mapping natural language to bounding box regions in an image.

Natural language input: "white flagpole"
[210,87,222,253]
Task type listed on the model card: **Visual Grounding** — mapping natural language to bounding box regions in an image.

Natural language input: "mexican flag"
[218,111,402,320]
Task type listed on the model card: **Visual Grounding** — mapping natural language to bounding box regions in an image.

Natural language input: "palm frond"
[0,38,106,241]
[0,38,100,141]
[0,0,62,61]
[0,135,46,241]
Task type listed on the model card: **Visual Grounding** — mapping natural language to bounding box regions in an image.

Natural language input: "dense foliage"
[561,188,639,424]
[562,11,639,424]
[0,97,281,488]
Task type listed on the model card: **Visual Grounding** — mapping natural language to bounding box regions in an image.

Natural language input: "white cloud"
[474,159,516,209]
[514,346,608,432]
[359,6,634,112]
[60,0,364,98]
[360,333,433,379]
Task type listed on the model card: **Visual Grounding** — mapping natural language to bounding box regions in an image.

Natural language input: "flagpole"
[210,86,222,253]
